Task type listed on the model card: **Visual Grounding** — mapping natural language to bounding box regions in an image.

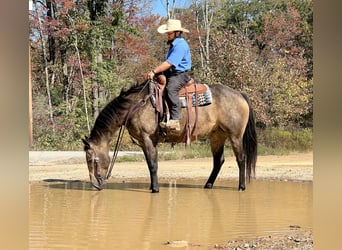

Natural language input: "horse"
[82,80,257,193]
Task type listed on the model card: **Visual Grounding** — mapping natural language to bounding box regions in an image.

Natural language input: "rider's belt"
[170,70,189,76]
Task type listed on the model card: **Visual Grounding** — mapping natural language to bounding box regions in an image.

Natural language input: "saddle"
[150,78,212,146]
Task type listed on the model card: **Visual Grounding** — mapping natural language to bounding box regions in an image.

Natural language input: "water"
[29,179,312,249]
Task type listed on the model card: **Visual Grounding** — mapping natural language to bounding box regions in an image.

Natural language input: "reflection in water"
[29,180,312,249]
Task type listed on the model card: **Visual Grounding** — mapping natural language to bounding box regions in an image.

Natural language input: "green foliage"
[265,60,312,127]
[223,0,267,37]
[257,128,312,154]
[157,142,213,160]
[90,60,123,99]
[32,101,92,150]
[159,128,312,159]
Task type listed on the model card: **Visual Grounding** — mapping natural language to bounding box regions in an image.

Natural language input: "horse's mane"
[89,81,149,140]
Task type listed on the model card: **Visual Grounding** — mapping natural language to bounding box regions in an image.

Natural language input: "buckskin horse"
[82,80,257,192]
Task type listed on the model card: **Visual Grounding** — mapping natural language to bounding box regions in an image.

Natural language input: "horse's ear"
[82,136,90,150]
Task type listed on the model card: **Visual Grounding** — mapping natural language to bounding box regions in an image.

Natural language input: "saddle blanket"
[180,84,212,107]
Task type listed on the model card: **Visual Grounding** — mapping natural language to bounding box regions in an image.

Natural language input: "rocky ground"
[210,229,313,250]
[29,151,313,249]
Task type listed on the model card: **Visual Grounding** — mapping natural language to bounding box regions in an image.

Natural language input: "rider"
[147,19,192,131]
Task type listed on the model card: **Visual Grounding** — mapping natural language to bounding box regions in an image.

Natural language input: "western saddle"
[152,75,210,146]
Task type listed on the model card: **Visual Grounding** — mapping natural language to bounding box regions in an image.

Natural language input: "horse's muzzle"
[89,173,105,190]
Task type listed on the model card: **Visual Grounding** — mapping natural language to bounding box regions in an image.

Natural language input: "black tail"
[241,93,258,181]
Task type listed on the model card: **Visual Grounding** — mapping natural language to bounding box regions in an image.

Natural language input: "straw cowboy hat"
[157,19,190,34]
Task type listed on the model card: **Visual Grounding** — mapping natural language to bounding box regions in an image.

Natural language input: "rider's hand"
[147,71,155,80]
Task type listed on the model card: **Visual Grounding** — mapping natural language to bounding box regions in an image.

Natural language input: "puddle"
[29,179,312,249]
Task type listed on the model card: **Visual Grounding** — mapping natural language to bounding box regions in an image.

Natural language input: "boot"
[160,119,180,131]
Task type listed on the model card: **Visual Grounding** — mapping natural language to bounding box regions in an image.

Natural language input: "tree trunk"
[195,0,213,78]
[29,45,33,147]
[68,15,91,133]
[34,0,55,131]
[46,0,56,63]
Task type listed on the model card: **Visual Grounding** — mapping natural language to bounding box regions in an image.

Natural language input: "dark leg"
[231,137,246,191]
[204,146,225,188]
[142,137,159,193]
[205,132,227,189]
[237,157,246,191]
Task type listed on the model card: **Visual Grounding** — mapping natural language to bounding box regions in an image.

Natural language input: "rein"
[105,81,153,180]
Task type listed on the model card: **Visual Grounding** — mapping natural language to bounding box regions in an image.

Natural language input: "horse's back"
[210,84,245,103]
[202,84,250,133]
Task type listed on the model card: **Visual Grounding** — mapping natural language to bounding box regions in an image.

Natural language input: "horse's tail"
[241,93,258,182]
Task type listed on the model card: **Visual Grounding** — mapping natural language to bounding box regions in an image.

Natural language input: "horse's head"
[82,136,110,190]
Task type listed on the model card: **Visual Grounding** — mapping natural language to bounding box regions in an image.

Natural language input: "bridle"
[86,147,104,184]
[86,80,156,184]
[104,80,154,180]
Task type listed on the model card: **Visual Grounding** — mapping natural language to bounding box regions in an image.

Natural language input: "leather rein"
[105,80,153,180]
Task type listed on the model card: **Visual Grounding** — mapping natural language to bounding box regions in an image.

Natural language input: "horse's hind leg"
[204,132,227,189]
[230,137,246,191]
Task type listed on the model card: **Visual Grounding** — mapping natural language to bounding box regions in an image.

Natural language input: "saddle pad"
[180,84,212,108]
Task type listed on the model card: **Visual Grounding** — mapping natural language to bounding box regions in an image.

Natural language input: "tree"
[255,3,312,127]
[209,0,312,127]
[30,0,164,149]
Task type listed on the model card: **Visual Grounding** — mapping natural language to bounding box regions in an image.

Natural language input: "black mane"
[119,81,148,96]
[89,81,149,140]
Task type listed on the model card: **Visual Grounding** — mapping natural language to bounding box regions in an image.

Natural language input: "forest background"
[29,0,313,154]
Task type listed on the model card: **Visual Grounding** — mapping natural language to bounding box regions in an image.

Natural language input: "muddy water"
[29,180,312,249]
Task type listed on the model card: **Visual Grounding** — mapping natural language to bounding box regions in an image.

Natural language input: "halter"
[105,80,153,180]
[87,147,104,185]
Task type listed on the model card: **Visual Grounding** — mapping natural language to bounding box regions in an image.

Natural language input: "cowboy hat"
[157,19,189,34]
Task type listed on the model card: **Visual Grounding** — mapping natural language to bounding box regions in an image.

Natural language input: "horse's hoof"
[204,183,213,189]
[238,186,246,192]
[151,189,159,193]
[92,183,103,191]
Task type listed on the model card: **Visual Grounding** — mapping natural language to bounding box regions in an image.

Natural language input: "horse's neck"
[90,114,124,146]
[90,84,148,146]
[90,129,113,147]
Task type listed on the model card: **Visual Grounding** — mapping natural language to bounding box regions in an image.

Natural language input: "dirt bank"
[29,151,312,183]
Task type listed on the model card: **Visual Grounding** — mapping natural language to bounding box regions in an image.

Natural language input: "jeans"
[165,72,191,120]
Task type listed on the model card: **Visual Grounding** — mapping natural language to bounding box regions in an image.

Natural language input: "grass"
[31,127,312,162]
[114,128,312,163]
[257,128,312,155]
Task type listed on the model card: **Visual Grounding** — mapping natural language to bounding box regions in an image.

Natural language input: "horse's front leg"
[205,146,225,189]
[148,159,159,193]
[142,141,159,193]
[205,132,226,189]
